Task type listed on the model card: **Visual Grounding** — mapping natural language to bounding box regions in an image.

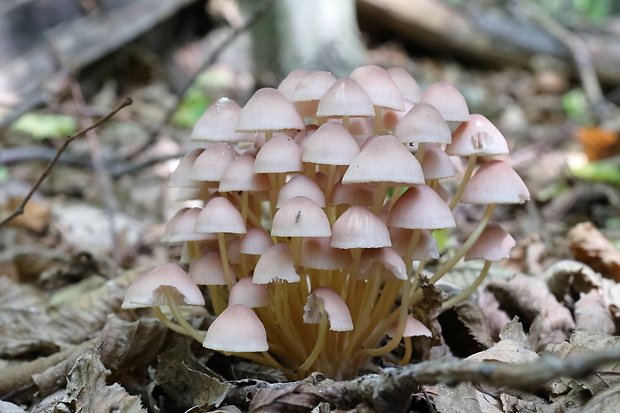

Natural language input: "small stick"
[0,97,133,228]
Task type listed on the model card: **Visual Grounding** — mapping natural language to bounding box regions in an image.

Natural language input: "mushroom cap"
[387,316,432,338]
[203,304,269,352]
[292,70,337,102]
[277,69,312,100]
[188,251,237,285]
[465,223,516,261]
[122,263,205,309]
[253,243,300,284]
[301,236,352,270]
[389,228,439,261]
[277,174,326,208]
[239,227,274,255]
[254,134,303,173]
[330,206,391,249]
[218,154,271,192]
[420,82,470,122]
[342,135,424,185]
[395,102,452,145]
[383,99,415,132]
[446,114,509,156]
[271,196,331,238]
[350,65,404,111]
[460,160,530,204]
[387,67,422,103]
[190,142,238,182]
[359,247,407,280]
[301,121,360,166]
[331,179,376,207]
[388,185,456,229]
[228,277,271,308]
[169,148,204,187]
[303,287,353,331]
[420,144,456,179]
[316,78,375,118]
[162,207,217,243]
[195,197,247,234]
[236,88,304,132]
[190,98,255,143]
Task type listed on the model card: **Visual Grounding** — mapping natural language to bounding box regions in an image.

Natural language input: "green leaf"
[172,88,211,128]
[570,160,620,186]
[10,113,77,139]
[0,166,8,184]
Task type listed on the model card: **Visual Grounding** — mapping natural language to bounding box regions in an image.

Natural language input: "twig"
[0,97,133,228]
[0,147,184,177]
[229,345,620,411]
[514,0,604,110]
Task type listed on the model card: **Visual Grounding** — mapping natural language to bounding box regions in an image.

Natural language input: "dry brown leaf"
[478,290,512,342]
[544,331,620,397]
[568,222,620,281]
[155,338,229,411]
[55,351,146,413]
[487,274,575,347]
[582,386,620,412]
[433,383,484,413]
[574,290,615,334]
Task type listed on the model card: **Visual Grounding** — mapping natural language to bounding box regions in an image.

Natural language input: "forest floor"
[2,24,620,413]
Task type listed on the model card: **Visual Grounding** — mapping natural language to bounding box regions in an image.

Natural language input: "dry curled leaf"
[487,274,575,347]
[574,290,615,335]
[568,222,620,281]
[56,351,146,413]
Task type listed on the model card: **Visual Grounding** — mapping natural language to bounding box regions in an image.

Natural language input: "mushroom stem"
[441,260,492,311]
[415,142,427,163]
[217,233,234,290]
[449,154,477,210]
[373,106,383,134]
[152,306,190,336]
[364,278,410,357]
[398,336,413,366]
[164,290,206,343]
[297,308,329,377]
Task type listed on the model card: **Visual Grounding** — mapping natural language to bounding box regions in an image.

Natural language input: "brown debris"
[568,222,620,281]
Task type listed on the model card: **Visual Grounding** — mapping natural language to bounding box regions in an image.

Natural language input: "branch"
[0,96,133,228]
[230,345,620,411]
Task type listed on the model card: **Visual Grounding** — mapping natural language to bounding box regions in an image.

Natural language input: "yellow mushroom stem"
[217,233,234,290]
[398,336,413,366]
[164,289,206,343]
[152,306,189,336]
[448,154,478,210]
[297,307,329,377]
[364,278,410,357]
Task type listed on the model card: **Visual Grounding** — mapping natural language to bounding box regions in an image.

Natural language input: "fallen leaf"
[478,290,511,342]
[433,383,483,413]
[155,338,229,411]
[56,351,146,413]
[568,222,620,281]
[574,290,615,335]
[487,274,575,347]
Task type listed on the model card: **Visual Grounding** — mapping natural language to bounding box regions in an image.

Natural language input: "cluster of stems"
[125,65,528,380]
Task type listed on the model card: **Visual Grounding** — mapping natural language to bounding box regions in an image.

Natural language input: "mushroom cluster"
[122,65,529,380]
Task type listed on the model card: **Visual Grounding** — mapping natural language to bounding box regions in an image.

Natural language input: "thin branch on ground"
[0,97,133,228]
[227,344,620,411]
[0,148,184,177]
